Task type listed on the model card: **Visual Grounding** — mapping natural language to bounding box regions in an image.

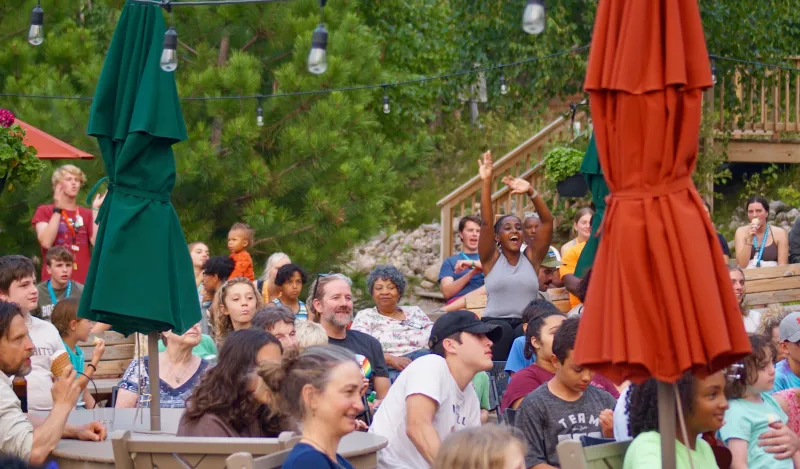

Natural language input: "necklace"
[166,356,195,385]
[301,436,344,468]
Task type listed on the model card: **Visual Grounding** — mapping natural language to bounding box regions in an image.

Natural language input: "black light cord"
[709,54,800,73]
[130,0,291,6]
[76,371,100,409]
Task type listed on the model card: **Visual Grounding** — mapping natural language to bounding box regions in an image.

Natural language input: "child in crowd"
[200,256,235,336]
[432,424,526,469]
[272,263,308,320]
[721,334,798,469]
[773,312,800,391]
[505,299,552,375]
[50,298,105,409]
[514,317,615,468]
[760,304,789,362]
[33,246,83,321]
[501,308,618,411]
[212,277,265,346]
[624,372,728,469]
[227,223,255,281]
[295,320,328,351]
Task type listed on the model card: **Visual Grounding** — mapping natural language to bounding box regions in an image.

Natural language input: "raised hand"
[477,151,493,180]
[501,175,532,195]
[53,184,67,209]
[92,190,107,211]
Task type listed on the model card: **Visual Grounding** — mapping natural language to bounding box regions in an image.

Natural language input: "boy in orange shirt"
[228,223,255,281]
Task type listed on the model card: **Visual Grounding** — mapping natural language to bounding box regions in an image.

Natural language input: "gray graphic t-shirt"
[515,382,616,467]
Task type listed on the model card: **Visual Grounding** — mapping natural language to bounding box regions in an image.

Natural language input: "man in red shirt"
[31,165,104,284]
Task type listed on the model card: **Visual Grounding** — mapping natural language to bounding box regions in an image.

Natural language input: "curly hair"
[627,374,696,438]
[727,334,775,399]
[522,300,562,360]
[759,304,789,338]
[432,424,526,469]
[252,304,295,331]
[211,277,265,346]
[493,215,521,234]
[183,329,285,435]
[367,265,407,298]
[274,263,308,286]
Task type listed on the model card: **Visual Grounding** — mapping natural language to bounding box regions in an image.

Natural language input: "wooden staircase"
[437,111,588,260]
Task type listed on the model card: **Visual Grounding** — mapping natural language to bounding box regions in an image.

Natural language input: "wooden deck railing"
[709,57,800,136]
[437,111,587,260]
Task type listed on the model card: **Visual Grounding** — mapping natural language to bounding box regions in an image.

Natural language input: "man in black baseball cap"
[369,311,502,469]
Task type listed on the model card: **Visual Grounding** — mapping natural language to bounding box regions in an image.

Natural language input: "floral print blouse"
[350,305,433,356]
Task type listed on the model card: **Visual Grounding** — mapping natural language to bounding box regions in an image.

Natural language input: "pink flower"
[0,109,15,128]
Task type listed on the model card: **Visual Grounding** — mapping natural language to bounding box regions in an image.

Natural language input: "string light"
[711,58,717,85]
[28,2,44,46]
[382,86,390,114]
[500,74,508,95]
[256,100,264,126]
[308,24,328,75]
[160,26,179,72]
[522,0,545,35]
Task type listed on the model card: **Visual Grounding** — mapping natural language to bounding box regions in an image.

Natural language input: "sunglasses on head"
[311,272,335,303]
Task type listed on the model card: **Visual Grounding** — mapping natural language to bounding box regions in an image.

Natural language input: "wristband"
[53,207,62,214]
[87,363,97,371]
[528,190,539,199]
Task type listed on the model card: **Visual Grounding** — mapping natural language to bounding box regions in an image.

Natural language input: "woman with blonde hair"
[432,424,526,469]
[295,320,328,351]
[257,252,291,302]
[211,277,265,346]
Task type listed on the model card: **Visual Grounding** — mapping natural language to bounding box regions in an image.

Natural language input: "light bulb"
[383,94,390,114]
[711,59,717,85]
[522,0,546,35]
[160,27,178,72]
[573,121,581,136]
[500,75,508,95]
[308,24,328,75]
[28,5,44,46]
[257,106,264,127]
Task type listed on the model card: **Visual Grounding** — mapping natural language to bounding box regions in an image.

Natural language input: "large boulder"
[424,261,442,283]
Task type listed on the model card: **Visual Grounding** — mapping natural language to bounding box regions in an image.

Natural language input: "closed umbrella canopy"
[78,1,199,336]
[575,0,751,384]
[574,133,606,278]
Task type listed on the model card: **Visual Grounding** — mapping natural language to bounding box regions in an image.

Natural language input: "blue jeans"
[388,349,430,382]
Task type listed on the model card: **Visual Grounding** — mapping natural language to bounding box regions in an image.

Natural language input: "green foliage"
[777,187,800,209]
[741,164,780,203]
[544,146,583,184]
[0,124,45,192]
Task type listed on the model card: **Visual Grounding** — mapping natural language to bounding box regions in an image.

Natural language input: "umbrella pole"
[147,332,161,431]
[658,381,677,469]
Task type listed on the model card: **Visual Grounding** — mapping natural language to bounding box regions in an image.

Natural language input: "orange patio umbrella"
[16,119,94,160]
[575,0,751,465]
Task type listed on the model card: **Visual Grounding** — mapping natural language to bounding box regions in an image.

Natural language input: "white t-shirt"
[369,354,481,469]
[25,314,65,411]
[743,309,762,333]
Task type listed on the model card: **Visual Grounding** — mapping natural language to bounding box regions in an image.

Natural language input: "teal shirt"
[158,334,218,360]
[719,393,792,469]
[62,340,85,374]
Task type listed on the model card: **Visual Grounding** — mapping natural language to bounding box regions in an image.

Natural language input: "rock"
[375,231,388,243]
[412,239,426,251]
[770,200,790,214]
[420,280,436,290]
[776,212,789,224]
[787,209,800,223]
[424,262,442,282]
[355,255,376,273]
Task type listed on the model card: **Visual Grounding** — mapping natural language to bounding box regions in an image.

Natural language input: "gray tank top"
[483,252,539,319]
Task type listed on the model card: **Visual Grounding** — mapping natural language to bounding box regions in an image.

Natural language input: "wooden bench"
[78,331,134,378]
[464,289,572,318]
[743,264,800,308]
[557,439,630,469]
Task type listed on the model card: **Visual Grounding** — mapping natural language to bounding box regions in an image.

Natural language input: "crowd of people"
[3,161,800,469]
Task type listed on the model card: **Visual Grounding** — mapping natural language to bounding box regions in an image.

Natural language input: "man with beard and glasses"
[308,273,390,404]
[0,301,106,464]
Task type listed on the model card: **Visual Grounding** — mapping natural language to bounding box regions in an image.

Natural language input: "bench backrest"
[743,264,800,308]
[556,439,630,469]
[226,450,292,469]
[464,288,572,318]
[78,332,135,379]
[111,430,299,469]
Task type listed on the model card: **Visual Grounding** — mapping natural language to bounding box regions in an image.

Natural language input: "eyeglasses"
[311,272,334,304]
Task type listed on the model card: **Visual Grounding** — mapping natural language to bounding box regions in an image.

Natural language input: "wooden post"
[658,382,677,469]
[147,332,161,431]
[440,205,452,262]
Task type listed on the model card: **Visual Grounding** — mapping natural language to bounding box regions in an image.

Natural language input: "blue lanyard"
[459,251,475,260]
[47,280,71,305]
[753,224,770,267]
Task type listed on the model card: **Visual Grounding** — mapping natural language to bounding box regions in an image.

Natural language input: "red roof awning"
[16,119,94,160]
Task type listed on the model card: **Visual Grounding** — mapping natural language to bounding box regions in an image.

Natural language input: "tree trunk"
[210,33,231,153]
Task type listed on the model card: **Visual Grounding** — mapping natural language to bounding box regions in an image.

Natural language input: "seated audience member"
[703,200,731,262]
[252,305,299,353]
[505,299,558,376]
[473,371,491,424]
[522,214,564,289]
[734,195,789,269]
[760,304,789,362]
[729,265,761,332]
[624,373,728,469]
[351,265,434,382]
[775,388,800,438]
[369,310,502,469]
[272,263,309,320]
[438,215,486,313]
[501,310,618,411]
[566,269,592,318]
[774,312,800,392]
[514,317,615,468]
[0,255,65,411]
[178,329,284,437]
[260,345,365,469]
[721,334,799,469]
[211,277,265,346]
[308,273,390,402]
[50,298,106,409]
[0,301,105,464]
[559,213,593,309]
[560,208,593,258]
[613,384,633,441]
[200,256,235,335]
[476,152,554,361]
[32,246,83,321]
[189,241,210,295]
[536,249,561,302]
[295,320,328,351]
[432,424,526,469]
[791,216,800,264]
[257,252,291,302]
[116,323,211,409]
[157,331,217,361]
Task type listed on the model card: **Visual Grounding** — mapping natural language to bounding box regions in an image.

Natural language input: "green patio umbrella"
[574,133,608,278]
[78,1,198,429]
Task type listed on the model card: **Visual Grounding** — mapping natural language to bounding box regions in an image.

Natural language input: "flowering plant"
[0,109,45,192]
